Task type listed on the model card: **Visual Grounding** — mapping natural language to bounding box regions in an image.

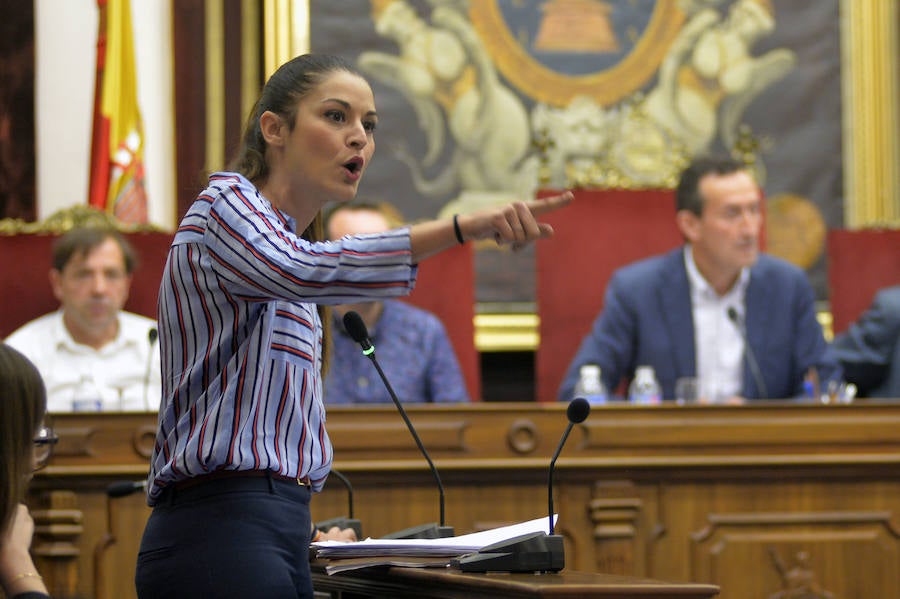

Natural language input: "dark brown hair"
[230,54,364,376]
[52,226,137,274]
[229,53,361,188]
[675,156,747,216]
[0,344,46,536]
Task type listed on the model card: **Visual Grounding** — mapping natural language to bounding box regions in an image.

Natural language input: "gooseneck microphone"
[343,311,450,535]
[726,307,769,399]
[107,480,147,498]
[454,397,588,572]
[330,469,355,519]
[548,397,590,535]
[315,469,364,540]
[143,327,159,410]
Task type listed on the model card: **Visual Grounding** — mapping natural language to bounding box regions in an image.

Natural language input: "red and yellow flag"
[88,0,148,224]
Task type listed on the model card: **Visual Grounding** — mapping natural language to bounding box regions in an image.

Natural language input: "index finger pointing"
[526,191,574,217]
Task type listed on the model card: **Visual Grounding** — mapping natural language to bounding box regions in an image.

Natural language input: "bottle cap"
[580,364,601,378]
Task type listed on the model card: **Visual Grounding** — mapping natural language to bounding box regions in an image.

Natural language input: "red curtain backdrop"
[827,229,900,334]
[403,243,481,401]
[535,189,683,402]
[0,232,173,339]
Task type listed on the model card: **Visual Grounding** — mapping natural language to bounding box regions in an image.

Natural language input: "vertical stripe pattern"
[147,172,417,504]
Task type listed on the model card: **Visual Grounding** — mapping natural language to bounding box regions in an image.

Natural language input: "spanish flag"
[88,0,148,224]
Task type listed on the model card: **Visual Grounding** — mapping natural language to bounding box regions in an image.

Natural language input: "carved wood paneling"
[27,403,900,598]
[30,491,83,599]
[690,511,900,599]
[589,480,644,576]
[327,420,469,453]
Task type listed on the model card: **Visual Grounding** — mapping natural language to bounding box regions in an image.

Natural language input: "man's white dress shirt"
[6,310,162,412]
[684,245,749,402]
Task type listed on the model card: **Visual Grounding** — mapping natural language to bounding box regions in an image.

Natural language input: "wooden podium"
[310,561,720,598]
[28,402,900,599]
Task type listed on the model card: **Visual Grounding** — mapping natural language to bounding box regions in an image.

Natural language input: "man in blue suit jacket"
[559,156,840,402]
[832,285,900,398]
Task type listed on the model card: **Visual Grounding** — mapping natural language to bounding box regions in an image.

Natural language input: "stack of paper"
[312,515,556,573]
[321,556,455,574]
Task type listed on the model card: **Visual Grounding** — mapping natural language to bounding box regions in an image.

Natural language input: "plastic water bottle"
[628,365,661,405]
[71,375,103,412]
[574,364,608,405]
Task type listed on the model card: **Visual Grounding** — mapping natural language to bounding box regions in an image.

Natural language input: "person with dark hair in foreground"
[134,53,571,598]
[0,344,54,599]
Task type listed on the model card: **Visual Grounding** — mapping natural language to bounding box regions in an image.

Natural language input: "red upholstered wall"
[0,232,173,339]
[827,229,900,334]
[402,242,480,402]
[535,189,683,403]
[1,234,480,401]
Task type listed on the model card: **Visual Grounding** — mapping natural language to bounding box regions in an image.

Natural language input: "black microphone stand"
[143,327,159,410]
[343,311,453,539]
[726,307,769,399]
[315,469,364,539]
[454,397,590,573]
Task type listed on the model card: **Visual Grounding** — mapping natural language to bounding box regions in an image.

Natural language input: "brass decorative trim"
[0,205,163,236]
[263,0,288,79]
[263,0,309,79]
[291,0,310,56]
[471,308,834,352]
[241,0,262,122]
[469,2,685,107]
[817,309,834,342]
[205,0,226,173]
[474,312,540,352]
[840,0,900,228]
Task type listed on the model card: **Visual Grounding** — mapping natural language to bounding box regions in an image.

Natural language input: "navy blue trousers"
[135,475,313,599]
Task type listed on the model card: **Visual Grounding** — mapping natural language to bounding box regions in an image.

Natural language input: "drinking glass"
[675,377,700,405]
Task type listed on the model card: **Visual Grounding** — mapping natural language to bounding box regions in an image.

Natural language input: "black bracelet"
[452,214,465,245]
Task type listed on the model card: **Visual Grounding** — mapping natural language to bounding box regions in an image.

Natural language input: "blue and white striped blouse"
[147,172,416,504]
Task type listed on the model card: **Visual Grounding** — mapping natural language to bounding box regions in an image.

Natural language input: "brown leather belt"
[173,469,312,491]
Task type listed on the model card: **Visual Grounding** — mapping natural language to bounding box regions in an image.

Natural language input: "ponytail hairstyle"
[229,54,363,376]
[229,53,361,192]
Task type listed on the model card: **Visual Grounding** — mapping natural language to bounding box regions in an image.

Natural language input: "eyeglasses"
[33,425,59,471]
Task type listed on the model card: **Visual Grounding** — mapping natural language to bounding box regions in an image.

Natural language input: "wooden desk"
[310,562,720,598]
[28,402,900,599]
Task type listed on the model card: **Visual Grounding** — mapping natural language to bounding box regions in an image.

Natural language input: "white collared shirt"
[5,310,162,412]
[684,246,749,402]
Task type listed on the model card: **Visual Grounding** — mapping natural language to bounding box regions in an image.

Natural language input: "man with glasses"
[5,227,161,412]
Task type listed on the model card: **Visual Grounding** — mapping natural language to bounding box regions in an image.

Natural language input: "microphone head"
[726,307,739,323]
[106,480,144,498]
[567,397,591,424]
[148,327,159,344]
[342,311,370,345]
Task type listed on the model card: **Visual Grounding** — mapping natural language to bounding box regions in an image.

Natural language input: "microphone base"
[382,523,455,540]
[315,516,363,540]
[452,532,565,573]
